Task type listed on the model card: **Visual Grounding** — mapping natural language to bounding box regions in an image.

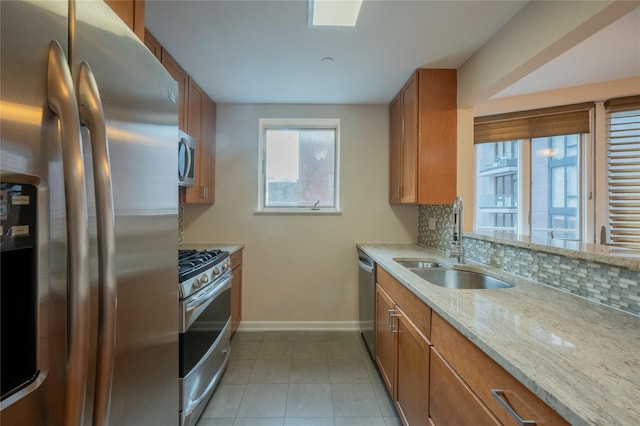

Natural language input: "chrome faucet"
[447,196,464,263]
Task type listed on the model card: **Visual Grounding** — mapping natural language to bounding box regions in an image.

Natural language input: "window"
[258,118,340,213]
[474,103,593,241]
[605,96,640,249]
[475,141,519,233]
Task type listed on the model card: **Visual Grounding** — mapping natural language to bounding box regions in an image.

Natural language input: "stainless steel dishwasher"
[358,249,375,359]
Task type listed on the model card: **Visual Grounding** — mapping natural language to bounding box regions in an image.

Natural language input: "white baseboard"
[237,321,360,332]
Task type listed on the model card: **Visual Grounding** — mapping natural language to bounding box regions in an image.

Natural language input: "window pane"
[475,141,518,233]
[552,167,565,208]
[265,128,336,208]
[531,136,581,241]
[551,137,565,160]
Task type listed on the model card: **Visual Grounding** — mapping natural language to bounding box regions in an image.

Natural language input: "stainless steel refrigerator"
[1,1,180,425]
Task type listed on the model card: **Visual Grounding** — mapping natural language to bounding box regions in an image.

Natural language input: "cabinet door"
[395,311,430,426]
[400,74,418,203]
[389,93,402,203]
[230,250,243,335]
[431,313,569,426]
[375,284,396,395]
[416,69,457,204]
[430,348,500,426]
[161,50,189,131]
[198,95,216,204]
[104,0,145,40]
[182,81,215,204]
[144,29,162,61]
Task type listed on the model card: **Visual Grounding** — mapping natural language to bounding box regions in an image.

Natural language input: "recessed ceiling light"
[321,56,334,63]
[309,0,363,27]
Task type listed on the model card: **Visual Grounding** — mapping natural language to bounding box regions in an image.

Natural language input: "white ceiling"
[494,6,640,99]
[145,0,640,105]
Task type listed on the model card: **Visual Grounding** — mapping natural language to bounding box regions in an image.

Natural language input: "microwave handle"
[179,137,193,183]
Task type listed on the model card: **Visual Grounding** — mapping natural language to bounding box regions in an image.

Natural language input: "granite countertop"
[180,242,245,255]
[358,243,640,426]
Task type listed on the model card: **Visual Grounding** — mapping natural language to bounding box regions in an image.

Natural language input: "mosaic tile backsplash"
[417,205,640,316]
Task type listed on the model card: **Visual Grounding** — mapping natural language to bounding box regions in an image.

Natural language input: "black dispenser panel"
[1,181,38,400]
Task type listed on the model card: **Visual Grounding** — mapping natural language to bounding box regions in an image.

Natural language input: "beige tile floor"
[196,331,402,426]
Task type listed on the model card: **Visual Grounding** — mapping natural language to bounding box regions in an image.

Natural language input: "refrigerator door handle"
[77,61,117,426]
[47,41,91,426]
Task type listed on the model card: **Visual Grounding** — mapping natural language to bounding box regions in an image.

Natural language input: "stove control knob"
[213,267,220,275]
[201,274,209,283]
[193,278,201,289]
[222,263,228,271]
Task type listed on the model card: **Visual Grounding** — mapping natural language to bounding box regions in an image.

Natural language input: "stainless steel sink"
[411,268,513,290]
[394,258,442,269]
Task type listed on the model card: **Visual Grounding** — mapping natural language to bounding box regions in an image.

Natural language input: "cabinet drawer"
[430,347,499,426]
[376,266,431,341]
[230,249,243,269]
[431,313,569,426]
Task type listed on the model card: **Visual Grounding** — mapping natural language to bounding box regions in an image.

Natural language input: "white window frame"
[257,118,341,214]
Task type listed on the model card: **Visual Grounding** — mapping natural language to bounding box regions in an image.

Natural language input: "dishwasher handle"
[358,254,374,273]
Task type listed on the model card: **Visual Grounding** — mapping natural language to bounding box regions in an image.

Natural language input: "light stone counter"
[358,243,640,426]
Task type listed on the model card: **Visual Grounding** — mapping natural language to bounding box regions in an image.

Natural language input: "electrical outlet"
[428,217,436,230]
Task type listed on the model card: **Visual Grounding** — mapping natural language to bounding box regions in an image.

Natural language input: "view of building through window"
[475,135,582,240]
[475,140,519,233]
[263,127,337,209]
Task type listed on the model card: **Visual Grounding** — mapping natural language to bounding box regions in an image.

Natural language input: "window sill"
[254,209,342,216]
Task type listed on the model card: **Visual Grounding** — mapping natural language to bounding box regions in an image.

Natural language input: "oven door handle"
[184,343,231,421]
[182,273,232,332]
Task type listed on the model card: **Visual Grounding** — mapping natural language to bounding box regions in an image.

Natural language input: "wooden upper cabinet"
[182,80,216,204]
[160,48,189,131]
[104,0,145,40]
[389,93,404,203]
[143,30,216,205]
[199,95,216,204]
[389,68,457,205]
[143,29,162,61]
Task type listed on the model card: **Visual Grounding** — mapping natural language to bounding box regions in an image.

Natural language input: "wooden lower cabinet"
[430,348,500,426]
[230,250,243,336]
[396,312,430,426]
[375,266,431,426]
[374,265,569,426]
[375,284,395,392]
[431,312,569,426]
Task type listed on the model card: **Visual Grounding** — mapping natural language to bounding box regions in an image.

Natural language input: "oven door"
[179,272,232,426]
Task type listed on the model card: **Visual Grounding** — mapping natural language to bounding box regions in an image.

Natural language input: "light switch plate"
[428,217,436,230]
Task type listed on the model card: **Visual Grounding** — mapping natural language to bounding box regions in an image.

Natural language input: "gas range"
[178,249,231,299]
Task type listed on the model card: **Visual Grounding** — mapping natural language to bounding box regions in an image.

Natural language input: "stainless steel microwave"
[178,131,195,187]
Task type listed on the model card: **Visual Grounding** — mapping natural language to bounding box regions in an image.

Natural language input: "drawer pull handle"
[387,309,395,328]
[491,389,537,426]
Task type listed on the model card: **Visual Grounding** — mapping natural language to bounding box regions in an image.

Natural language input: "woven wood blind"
[606,96,640,249]
[474,102,594,144]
